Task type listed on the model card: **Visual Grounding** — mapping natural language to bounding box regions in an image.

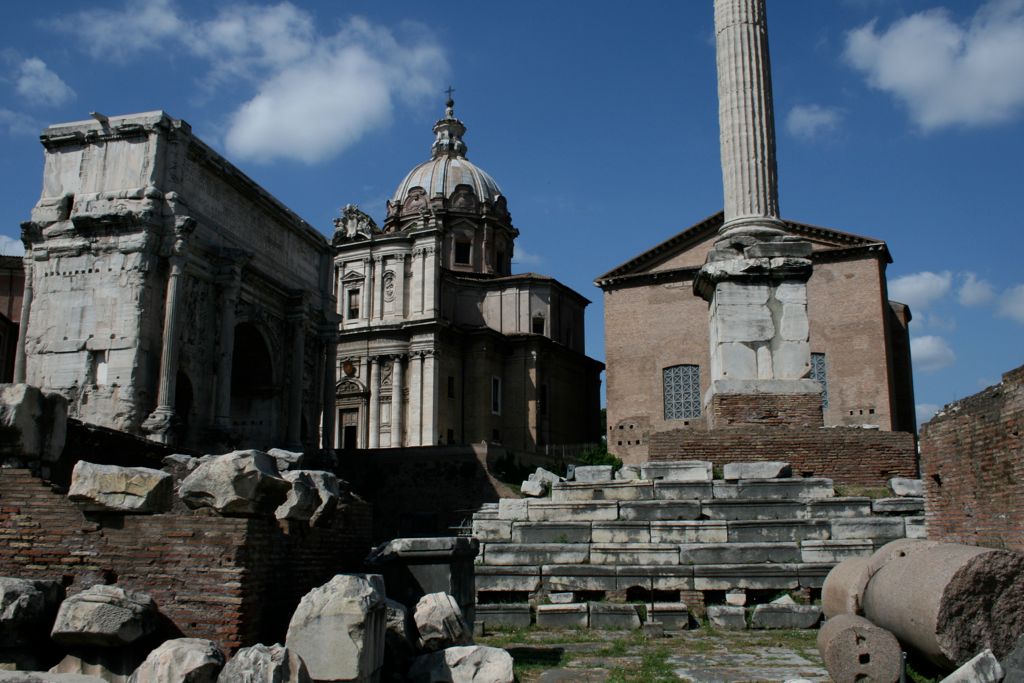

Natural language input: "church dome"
[389,99,504,210]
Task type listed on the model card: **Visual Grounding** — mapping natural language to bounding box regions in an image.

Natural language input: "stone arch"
[230,322,278,448]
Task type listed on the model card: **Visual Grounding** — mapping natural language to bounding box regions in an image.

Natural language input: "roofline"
[447,270,592,306]
[594,210,892,284]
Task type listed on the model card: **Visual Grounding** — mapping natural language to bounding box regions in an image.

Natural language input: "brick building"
[596,212,916,463]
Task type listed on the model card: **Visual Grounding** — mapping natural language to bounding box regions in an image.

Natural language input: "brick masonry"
[0,468,372,652]
[920,365,1024,552]
[708,392,824,429]
[649,427,917,486]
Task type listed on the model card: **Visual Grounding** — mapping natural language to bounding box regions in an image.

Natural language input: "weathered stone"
[800,498,872,519]
[128,638,224,683]
[484,543,589,566]
[679,542,800,565]
[615,465,641,480]
[413,592,472,652]
[1002,633,1024,683]
[68,461,173,514]
[542,566,617,593]
[51,585,157,647]
[701,500,803,520]
[707,605,746,630]
[285,574,385,682]
[650,603,690,630]
[475,566,540,593]
[548,593,574,604]
[573,466,613,483]
[591,522,651,544]
[725,590,746,606]
[407,645,513,683]
[616,566,695,592]
[652,481,714,500]
[275,471,319,522]
[801,540,873,564]
[871,497,924,514]
[723,461,791,480]
[472,519,512,542]
[650,520,728,544]
[497,498,528,521]
[0,577,62,647]
[713,478,833,501]
[888,477,923,497]
[830,518,905,541]
[526,501,618,522]
[529,467,561,485]
[862,540,1024,667]
[694,564,800,591]
[216,644,310,683]
[588,603,640,630]
[750,604,821,629]
[179,451,289,516]
[520,480,546,497]
[266,448,305,472]
[0,384,67,462]
[381,598,415,678]
[536,603,588,629]
[590,544,678,566]
[816,614,902,683]
[51,650,147,683]
[821,557,871,618]
[511,521,590,544]
[475,604,530,630]
[939,649,1004,683]
[640,461,712,482]
[618,500,700,521]
[905,516,927,539]
[551,481,653,502]
[0,673,105,683]
[727,519,830,543]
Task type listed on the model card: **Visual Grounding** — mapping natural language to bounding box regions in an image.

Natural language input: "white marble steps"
[550,477,834,502]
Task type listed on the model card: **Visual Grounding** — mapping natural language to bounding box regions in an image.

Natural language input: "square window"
[663,364,701,420]
[347,288,360,319]
[454,241,471,265]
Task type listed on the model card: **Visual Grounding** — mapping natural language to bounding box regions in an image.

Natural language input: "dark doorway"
[230,323,276,447]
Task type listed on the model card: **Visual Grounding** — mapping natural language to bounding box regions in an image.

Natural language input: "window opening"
[663,364,701,420]
[811,352,829,409]
[454,240,471,265]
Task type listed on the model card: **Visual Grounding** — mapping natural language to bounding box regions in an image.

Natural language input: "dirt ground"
[479,626,830,682]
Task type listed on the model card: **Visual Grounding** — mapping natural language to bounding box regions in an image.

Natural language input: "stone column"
[214,253,248,431]
[421,350,439,445]
[285,294,306,449]
[321,329,337,449]
[408,351,423,446]
[714,0,784,239]
[395,254,406,318]
[142,218,195,443]
[391,355,404,447]
[374,256,385,320]
[13,256,33,383]
[367,356,380,448]
[362,257,371,322]
[424,246,437,317]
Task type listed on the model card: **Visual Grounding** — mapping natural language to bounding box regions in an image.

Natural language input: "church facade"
[331,101,603,451]
[596,212,916,463]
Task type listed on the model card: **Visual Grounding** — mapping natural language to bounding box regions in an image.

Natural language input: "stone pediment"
[595,211,890,288]
[336,378,367,396]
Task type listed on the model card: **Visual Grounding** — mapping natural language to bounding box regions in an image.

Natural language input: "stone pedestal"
[366,536,479,626]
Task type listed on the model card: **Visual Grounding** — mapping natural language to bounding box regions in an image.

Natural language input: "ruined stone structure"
[19,112,336,452]
[331,100,603,452]
[597,0,915,463]
[0,256,25,383]
[920,364,1024,553]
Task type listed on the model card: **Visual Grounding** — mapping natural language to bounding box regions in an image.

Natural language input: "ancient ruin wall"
[919,365,1024,552]
[0,468,372,651]
[648,427,916,486]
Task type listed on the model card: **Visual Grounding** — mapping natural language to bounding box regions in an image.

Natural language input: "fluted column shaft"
[13,257,33,383]
[367,357,380,448]
[391,355,404,447]
[715,0,782,235]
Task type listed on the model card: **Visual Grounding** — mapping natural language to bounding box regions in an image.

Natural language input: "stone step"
[650,602,691,630]
[641,460,713,481]
[650,520,729,544]
[475,565,541,592]
[830,517,906,540]
[472,518,512,541]
[536,603,588,628]
[905,516,926,539]
[592,521,651,544]
[482,543,590,566]
[525,501,620,522]
[871,497,925,514]
[542,564,695,592]
[726,518,830,543]
[476,603,531,629]
[693,563,802,591]
[589,602,641,630]
[551,480,654,502]
[713,478,834,501]
[800,539,874,563]
[800,498,872,518]
[590,543,679,566]
[511,521,591,544]
[653,481,715,500]
[750,603,822,629]
[701,499,804,520]
[680,542,801,565]
[619,500,701,521]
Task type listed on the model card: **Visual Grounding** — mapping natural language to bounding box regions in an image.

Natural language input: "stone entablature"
[20,111,336,452]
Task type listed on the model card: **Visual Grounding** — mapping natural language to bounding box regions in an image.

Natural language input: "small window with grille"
[663,364,701,420]
[811,352,829,409]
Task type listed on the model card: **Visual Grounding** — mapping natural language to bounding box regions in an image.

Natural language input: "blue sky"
[2,0,1023,423]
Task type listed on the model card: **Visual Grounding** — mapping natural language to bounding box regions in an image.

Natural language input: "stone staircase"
[470,461,924,630]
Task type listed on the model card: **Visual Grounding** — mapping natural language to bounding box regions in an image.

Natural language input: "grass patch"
[834,484,891,499]
[606,645,676,682]
[504,646,568,677]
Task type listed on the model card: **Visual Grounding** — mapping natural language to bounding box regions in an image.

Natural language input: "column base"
[141,407,179,444]
[704,379,823,429]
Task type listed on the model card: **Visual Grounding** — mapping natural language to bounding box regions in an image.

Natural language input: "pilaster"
[368,356,380,448]
[391,354,405,448]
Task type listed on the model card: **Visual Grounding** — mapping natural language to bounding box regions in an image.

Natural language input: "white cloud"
[0,236,24,256]
[53,3,447,164]
[225,18,445,164]
[915,402,942,426]
[920,312,956,333]
[15,58,75,107]
[0,109,37,136]
[957,272,995,306]
[512,246,543,267]
[844,0,1024,131]
[888,271,951,311]
[785,104,843,140]
[53,0,184,62]
[996,283,1024,323]
[912,334,956,372]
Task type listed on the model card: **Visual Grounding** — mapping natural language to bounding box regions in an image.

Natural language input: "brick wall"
[0,469,372,652]
[919,365,1024,552]
[648,427,917,486]
[707,392,823,429]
